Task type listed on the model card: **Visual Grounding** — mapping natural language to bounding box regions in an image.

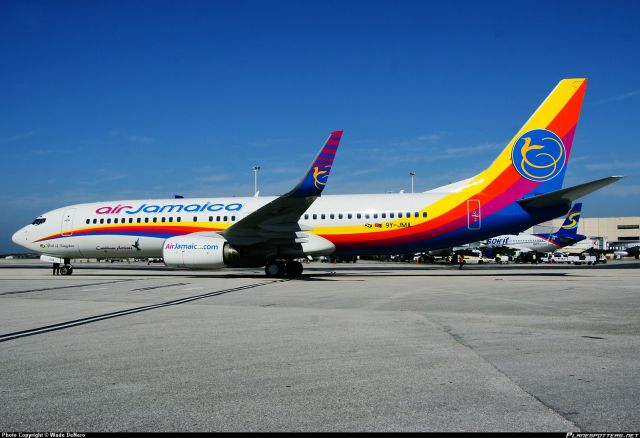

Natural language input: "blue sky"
[1,0,639,253]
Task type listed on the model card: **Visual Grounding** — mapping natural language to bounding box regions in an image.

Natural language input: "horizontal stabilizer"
[518,176,623,208]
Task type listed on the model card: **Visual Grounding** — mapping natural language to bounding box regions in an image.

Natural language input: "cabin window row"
[85,215,237,225]
[302,211,427,221]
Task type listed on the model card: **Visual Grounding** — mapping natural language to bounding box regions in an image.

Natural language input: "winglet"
[287,130,343,198]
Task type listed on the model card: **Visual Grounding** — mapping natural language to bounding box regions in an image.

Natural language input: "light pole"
[253,165,260,196]
[409,171,416,193]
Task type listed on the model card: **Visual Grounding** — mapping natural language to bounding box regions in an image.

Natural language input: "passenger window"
[100,219,104,224]
[223,216,228,221]
[365,213,370,219]
[414,212,419,218]
[422,212,428,218]
[209,216,213,222]
[381,213,386,219]
[93,219,97,224]
[406,212,410,218]
[321,214,326,220]
[313,214,317,220]
[144,218,149,223]
[169,217,173,223]
[304,214,309,220]
[152,217,157,223]
[330,213,334,219]
[390,213,395,218]
[129,218,133,223]
[338,213,343,219]
[177,217,181,222]
[136,218,141,223]
[107,218,111,224]
[373,213,378,219]
[85,219,90,224]
[357,213,361,219]
[161,217,166,223]
[347,213,352,219]
[398,213,403,218]
[232,216,236,221]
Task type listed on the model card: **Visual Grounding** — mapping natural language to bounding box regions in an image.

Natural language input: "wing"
[223,131,343,248]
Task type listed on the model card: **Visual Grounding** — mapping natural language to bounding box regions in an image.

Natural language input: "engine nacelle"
[163,234,231,269]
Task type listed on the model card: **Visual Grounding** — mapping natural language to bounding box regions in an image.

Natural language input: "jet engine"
[163,234,236,269]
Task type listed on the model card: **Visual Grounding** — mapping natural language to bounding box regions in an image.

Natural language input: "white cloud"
[0,130,37,143]
[592,88,640,106]
[584,160,640,171]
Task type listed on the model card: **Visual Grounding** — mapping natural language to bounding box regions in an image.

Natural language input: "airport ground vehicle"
[567,254,597,265]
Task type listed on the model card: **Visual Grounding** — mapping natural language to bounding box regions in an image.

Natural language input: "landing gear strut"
[265,260,304,278]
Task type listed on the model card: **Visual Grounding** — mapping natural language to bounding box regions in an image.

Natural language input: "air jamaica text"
[95,202,243,215]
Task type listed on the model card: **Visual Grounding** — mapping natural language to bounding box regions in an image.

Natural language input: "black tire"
[60,265,73,275]
[285,261,304,277]
[265,262,285,278]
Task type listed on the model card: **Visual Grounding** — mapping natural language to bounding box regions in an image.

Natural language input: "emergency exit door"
[467,200,481,230]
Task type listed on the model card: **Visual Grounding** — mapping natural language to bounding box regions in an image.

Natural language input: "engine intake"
[163,234,234,269]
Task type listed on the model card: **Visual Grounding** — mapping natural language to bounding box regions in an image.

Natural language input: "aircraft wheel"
[285,260,304,277]
[265,262,285,278]
[60,265,73,275]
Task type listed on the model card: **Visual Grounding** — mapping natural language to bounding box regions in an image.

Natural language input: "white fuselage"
[13,191,468,259]
[483,234,561,253]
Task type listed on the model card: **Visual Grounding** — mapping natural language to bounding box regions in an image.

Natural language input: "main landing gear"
[265,260,304,278]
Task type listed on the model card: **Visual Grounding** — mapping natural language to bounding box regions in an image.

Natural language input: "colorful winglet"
[287,130,343,198]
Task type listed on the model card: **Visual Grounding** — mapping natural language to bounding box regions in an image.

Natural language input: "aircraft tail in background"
[556,202,582,236]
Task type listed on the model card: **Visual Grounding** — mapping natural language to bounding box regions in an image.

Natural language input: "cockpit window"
[31,217,46,226]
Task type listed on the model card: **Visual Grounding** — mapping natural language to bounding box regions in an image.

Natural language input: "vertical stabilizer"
[556,202,582,236]
[481,79,588,196]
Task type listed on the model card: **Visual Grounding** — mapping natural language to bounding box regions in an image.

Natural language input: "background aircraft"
[609,241,640,259]
[12,79,622,276]
[480,203,587,254]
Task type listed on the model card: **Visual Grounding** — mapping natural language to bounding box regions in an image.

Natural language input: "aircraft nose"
[12,226,28,246]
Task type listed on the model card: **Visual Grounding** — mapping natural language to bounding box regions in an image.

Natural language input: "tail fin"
[556,202,582,236]
[481,79,588,197]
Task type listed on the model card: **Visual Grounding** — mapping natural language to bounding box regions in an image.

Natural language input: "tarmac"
[1,259,639,432]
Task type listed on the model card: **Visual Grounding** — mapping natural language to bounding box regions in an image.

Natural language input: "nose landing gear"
[59,265,74,275]
[59,258,74,275]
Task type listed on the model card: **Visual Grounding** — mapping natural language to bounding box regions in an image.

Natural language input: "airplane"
[480,203,588,254]
[12,78,623,277]
[609,241,640,259]
[556,236,599,254]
